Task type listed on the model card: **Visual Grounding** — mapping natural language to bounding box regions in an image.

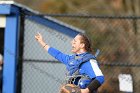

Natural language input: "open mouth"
[72,46,75,50]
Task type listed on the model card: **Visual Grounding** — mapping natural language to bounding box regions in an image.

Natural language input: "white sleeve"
[90,59,103,76]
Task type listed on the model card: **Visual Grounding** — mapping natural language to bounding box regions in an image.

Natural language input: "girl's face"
[71,35,85,54]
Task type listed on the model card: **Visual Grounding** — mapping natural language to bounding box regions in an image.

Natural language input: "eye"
[74,39,77,42]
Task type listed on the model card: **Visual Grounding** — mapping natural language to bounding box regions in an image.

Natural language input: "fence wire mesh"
[21,14,140,93]
[21,16,74,93]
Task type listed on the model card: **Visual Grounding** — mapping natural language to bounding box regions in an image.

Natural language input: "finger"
[35,35,38,38]
[37,32,41,36]
[35,34,38,37]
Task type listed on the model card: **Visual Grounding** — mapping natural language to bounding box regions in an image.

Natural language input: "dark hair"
[78,33,92,52]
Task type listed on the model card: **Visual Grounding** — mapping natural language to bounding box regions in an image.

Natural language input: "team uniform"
[48,47,104,93]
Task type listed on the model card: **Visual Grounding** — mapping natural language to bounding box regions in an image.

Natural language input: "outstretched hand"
[35,32,43,43]
[35,32,50,51]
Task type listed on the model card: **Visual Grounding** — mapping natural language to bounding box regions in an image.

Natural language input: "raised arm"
[35,33,70,64]
[35,32,50,51]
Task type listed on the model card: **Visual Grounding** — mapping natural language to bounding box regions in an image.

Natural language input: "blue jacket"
[48,47,104,85]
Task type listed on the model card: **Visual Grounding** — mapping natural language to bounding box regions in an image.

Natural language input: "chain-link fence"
[52,15,140,93]
[0,1,139,93]
[19,14,140,93]
[21,15,74,93]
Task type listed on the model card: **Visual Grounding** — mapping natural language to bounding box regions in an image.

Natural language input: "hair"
[78,33,92,53]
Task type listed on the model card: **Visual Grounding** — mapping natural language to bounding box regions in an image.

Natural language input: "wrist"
[40,41,45,47]
[43,43,47,48]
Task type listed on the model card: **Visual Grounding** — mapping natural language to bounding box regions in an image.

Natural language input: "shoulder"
[69,54,75,58]
[90,59,98,63]
[89,59,100,66]
[68,54,76,60]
